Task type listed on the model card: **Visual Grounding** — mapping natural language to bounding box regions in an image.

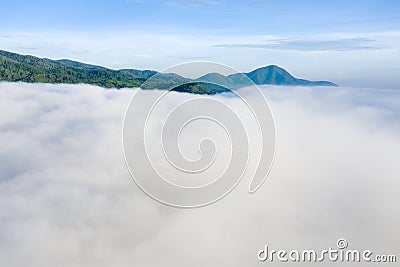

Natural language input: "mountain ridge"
[196,65,336,88]
[0,49,337,94]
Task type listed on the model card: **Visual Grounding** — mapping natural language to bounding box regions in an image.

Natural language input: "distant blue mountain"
[197,65,337,89]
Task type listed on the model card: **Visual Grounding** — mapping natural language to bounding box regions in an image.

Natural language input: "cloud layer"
[0,82,399,266]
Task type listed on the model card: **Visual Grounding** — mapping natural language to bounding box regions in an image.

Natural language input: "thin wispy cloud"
[17,46,40,51]
[165,0,222,7]
[126,0,144,3]
[214,37,387,51]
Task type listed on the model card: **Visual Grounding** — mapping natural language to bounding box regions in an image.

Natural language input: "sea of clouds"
[0,82,399,267]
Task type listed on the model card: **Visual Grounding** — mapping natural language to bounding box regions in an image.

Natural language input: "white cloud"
[0,82,399,266]
[214,37,387,51]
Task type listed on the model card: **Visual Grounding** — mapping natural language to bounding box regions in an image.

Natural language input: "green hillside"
[0,49,337,94]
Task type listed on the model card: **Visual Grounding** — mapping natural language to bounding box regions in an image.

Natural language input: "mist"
[0,82,399,266]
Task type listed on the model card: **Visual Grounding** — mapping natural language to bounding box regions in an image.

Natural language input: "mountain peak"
[245,65,337,87]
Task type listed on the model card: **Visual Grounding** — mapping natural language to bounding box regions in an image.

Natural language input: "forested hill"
[0,50,337,94]
[0,50,156,88]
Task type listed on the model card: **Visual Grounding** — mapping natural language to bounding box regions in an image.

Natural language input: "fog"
[0,82,399,266]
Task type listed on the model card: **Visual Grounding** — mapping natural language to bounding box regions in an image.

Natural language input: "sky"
[1,0,400,88]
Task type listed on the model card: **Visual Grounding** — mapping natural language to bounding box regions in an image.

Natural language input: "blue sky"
[1,0,400,88]
[2,0,399,33]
